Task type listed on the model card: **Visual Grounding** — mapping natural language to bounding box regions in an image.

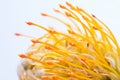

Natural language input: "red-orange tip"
[45,46,51,50]
[92,14,96,18]
[46,61,54,65]
[15,33,21,36]
[93,26,98,30]
[66,2,74,9]
[66,2,71,6]
[65,12,72,17]
[59,4,66,9]
[42,76,51,80]
[52,75,59,80]
[19,54,27,58]
[53,9,60,13]
[31,39,38,43]
[41,13,48,16]
[26,22,34,25]
[68,30,74,34]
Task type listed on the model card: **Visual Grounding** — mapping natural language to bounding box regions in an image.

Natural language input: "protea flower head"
[17,2,120,80]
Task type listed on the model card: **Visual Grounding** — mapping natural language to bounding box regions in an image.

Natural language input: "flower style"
[17,2,120,80]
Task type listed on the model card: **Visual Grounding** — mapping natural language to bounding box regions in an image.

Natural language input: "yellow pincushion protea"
[17,2,120,80]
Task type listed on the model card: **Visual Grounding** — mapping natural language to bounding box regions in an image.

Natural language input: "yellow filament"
[19,2,120,80]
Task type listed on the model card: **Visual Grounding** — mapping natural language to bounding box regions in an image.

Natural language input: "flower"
[17,2,120,80]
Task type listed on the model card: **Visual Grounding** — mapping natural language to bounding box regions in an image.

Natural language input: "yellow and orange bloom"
[17,2,120,80]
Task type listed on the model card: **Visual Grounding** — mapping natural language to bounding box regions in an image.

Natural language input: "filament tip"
[92,14,96,18]
[19,54,27,58]
[59,4,66,9]
[53,9,60,13]
[65,12,72,17]
[41,13,48,16]
[26,22,34,25]
[15,33,21,36]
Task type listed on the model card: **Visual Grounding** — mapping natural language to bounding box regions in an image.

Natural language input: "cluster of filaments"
[18,2,120,80]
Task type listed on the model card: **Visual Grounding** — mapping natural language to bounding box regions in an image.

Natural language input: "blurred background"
[0,0,120,79]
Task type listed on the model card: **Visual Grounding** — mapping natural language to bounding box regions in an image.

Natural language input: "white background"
[0,0,120,80]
